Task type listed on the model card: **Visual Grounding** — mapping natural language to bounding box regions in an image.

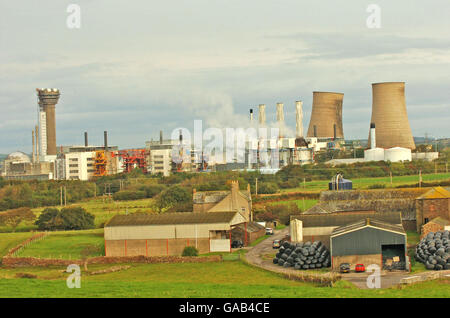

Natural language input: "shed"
[104,212,246,256]
[416,187,450,232]
[330,218,407,271]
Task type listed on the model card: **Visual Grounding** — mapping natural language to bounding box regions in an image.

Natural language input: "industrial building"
[36,88,60,161]
[104,212,247,256]
[330,218,407,271]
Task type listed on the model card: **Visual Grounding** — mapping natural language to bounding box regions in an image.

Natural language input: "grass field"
[280,172,450,193]
[0,261,448,297]
[16,229,104,260]
[266,199,318,211]
[0,232,34,257]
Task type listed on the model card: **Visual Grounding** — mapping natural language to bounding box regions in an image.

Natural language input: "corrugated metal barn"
[104,212,246,256]
[290,211,402,248]
[330,218,407,271]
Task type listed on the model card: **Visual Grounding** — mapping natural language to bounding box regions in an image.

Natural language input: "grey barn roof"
[290,211,402,228]
[331,218,406,237]
[106,212,238,227]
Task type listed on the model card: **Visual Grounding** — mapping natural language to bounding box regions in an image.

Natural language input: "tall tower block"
[306,92,344,139]
[36,88,60,156]
[368,82,415,149]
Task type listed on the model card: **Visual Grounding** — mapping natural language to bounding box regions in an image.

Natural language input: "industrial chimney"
[306,92,344,139]
[104,131,108,151]
[249,109,253,123]
[35,125,40,162]
[84,132,88,147]
[32,130,36,163]
[295,101,304,138]
[36,88,60,157]
[368,82,415,149]
[258,104,266,126]
[159,130,163,144]
[276,102,284,137]
[370,123,376,149]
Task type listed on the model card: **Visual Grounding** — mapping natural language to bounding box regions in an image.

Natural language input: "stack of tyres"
[415,231,450,271]
[273,241,331,270]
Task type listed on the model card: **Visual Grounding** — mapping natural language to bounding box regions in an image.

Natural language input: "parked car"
[272,239,281,249]
[231,240,244,248]
[355,264,366,272]
[339,263,351,273]
[265,228,274,235]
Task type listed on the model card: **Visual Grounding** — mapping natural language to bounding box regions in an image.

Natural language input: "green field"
[280,172,450,192]
[0,232,33,257]
[267,199,318,211]
[16,229,104,260]
[0,261,448,297]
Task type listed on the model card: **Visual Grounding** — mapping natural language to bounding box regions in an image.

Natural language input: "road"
[245,228,449,289]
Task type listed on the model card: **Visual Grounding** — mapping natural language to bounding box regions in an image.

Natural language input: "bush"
[182,246,199,257]
[35,206,95,231]
[113,190,146,201]
[155,186,192,211]
[139,184,166,198]
[368,183,386,189]
[258,182,279,194]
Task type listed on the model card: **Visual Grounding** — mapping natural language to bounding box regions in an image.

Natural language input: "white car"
[265,228,274,235]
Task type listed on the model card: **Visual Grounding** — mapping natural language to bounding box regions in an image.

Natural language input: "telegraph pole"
[255,178,258,196]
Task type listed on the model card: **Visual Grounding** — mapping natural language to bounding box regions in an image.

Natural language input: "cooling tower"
[36,88,60,156]
[306,92,344,139]
[368,82,415,149]
[276,102,284,137]
[295,101,303,138]
[258,104,266,126]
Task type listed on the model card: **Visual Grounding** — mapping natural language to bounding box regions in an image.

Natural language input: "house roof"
[331,218,406,237]
[427,217,450,227]
[234,221,265,233]
[106,212,238,227]
[193,191,230,204]
[417,187,450,199]
[291,211,402,228]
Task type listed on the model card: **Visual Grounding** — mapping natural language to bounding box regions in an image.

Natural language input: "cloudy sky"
[0,0,449,154]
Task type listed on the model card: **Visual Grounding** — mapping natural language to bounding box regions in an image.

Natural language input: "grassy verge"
[0,232,34,257]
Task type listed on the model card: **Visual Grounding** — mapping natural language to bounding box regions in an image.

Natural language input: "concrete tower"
[307,92,344,139]
[276,102,284,137]
[36,88,60,157]
[258,104,266,126]
[368,82,415,149]
[295,101,303,138]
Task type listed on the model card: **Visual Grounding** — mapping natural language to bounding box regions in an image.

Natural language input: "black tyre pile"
[273,241,331,270]
[415,231,450,271]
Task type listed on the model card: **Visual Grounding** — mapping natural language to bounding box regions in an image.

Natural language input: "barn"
[330,218,407,271]
[104,212,246,256]
[416,187,450,233]
[290,211,402,248]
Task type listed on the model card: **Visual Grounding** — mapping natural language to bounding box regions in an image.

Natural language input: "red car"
[355,264,366,272]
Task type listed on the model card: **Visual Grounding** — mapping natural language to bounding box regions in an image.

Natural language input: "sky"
[0,0,449,154]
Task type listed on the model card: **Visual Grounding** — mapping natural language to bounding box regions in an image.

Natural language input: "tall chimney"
[295,101,304,138]
[104,131,108,151]
[370,123,376,149]
[249,109,253,123]
[179,129,183,143]
[258,104,266,126]
[160,130,163,144]
[32,130,36,163]
[84,132,88,147]
[35,125,40,162]
[276,102,284,137]
[36,88,60,156]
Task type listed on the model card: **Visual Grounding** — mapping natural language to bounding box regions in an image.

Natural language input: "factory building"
[2,151,54,180]
[330,218,407,271]
[36,88,60,161]
[104,212,246,256]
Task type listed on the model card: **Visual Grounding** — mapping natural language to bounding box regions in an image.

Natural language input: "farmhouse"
[104,212,246,256]
[330,218,407,271]
[415,187,450,233]
[290,211,402,248]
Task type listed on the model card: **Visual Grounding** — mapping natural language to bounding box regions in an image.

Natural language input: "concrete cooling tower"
[368,82,415,150]
[306,92,344,139]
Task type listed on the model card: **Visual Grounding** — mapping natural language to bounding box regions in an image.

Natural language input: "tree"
[0,207,35,232]
[35,206,95,231]
[155,186,192,211]
[182,246,198,257]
